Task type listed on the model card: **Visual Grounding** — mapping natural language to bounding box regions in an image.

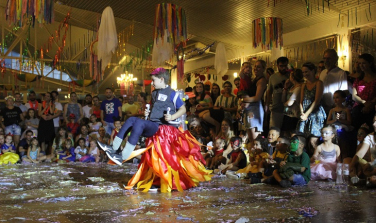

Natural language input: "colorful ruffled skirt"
[124,125,212,192]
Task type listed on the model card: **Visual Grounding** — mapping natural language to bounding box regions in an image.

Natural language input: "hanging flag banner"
[252,17,283,49]
[152,3,187,66]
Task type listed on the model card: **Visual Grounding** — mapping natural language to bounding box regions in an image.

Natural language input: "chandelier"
[117,72,137,96]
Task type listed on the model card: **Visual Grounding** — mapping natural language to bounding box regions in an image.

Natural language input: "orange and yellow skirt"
[124,125,212,192]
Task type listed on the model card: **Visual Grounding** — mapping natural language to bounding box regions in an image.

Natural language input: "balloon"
[233,88,238,95]
[199,75,206,81]
[144,80,152,86]
[222,75,229,81]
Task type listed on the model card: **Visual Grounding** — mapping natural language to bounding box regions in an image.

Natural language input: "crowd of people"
[0,48,376,189]
[186,49,376,188]
[0,89,145,165]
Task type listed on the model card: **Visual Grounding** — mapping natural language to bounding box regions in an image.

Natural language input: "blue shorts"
[292,174,307,186]
[5,124,22,136]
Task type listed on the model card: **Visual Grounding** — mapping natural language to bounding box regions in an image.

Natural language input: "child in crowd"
[261,137,291,180]
[88,114,102,138]
[110,117,122,146]
[206,127,216,146]
[67,113,80,136]
[21,108,39,139]
[273,135,311,187]
[185,95,198,116]
[326,90,354,159]
[58,139,76,162]
[310,125,341,180]
[235,135,269,180]
[205,138,226,169]
[267,127,280,155]
[187,115,201,129]
[356,125,371,161]
[75,138,88,161]
[238,62,252,93]
[79,140,99,163]
[0,135,19,164]
[22,138,46,163]
[221,137,247,174]
[327,90,352,131]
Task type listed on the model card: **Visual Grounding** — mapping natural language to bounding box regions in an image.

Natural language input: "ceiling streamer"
[152,3,187,66]
[252,17,283,50]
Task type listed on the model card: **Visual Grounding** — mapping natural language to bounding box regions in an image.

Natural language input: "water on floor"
[0,163,375,222]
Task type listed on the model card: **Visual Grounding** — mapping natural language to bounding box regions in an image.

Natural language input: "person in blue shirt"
[100,88,122,135]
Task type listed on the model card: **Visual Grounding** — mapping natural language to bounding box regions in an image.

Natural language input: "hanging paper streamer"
[5,0,55,26]
[97,7,118,71]
[152,3,187,66]
[252,17,283,49]
[214,42,228,76]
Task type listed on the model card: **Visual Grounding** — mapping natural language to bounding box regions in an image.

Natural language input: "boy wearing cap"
[98,68,211,192]
[273,135,311,187]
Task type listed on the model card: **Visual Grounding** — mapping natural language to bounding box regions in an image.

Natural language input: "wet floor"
[1,163,375,223]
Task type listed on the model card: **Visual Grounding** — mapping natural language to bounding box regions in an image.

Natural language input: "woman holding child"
[238,60,267,144]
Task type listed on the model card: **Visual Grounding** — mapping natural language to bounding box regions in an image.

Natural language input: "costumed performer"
[98,68,212,192]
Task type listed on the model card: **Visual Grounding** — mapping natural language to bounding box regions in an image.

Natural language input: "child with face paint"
[273,135,311,187]
[310,125,341,180]
[221,137,247,175]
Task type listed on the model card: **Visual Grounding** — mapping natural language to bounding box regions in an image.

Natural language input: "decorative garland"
[5,0,55,26]
[153,3,187,46]
[252,17,283,49]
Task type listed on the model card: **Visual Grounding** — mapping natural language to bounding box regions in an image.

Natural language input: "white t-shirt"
[74,146,87,160]
[363,133,376,161]
[82,105,92,118]
[89,147,98,156]
[319,67,348,112]
[53,102,63,127]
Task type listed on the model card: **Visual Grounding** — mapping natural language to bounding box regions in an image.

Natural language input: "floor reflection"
[0,163,375,222]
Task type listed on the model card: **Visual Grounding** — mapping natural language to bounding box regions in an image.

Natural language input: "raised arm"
[284,86,300,107]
